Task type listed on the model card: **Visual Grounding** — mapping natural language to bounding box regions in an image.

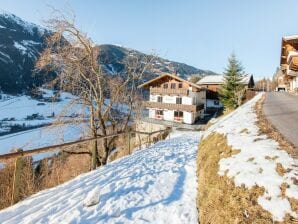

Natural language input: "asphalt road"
[263,92,298,148]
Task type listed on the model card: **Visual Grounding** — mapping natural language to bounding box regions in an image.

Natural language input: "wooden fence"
[0,128,171,207]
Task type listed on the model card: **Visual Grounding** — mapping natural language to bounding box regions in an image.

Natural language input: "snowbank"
[0,131,201,224]
[204,93,298,221]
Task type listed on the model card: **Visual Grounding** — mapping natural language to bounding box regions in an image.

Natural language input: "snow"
[197,74,252,85]
[13,42,28,55]
[204,93,298,221]
[0,9,46,35]
[283,35,298,41]
[197,75,224,84]
[0,130,201,224]
[0,51,12,63]
[0,90,89,156]
[0,124,88,156]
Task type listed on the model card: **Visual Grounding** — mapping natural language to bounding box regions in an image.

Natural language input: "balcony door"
[155,110,164,119]
[174,111,183,122]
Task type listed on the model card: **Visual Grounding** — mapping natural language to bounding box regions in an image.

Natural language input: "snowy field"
[204,93,298,222]
[0,130,201,224]
[0,89,88,156]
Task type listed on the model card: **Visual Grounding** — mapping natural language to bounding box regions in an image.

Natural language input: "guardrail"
[0,128,171,208]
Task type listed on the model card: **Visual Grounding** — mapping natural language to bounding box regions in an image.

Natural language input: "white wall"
[290,76,298,91]
[149,109,155,118]
[206,99,223,108]
[182,96,192,105]
[164,110,174,121]
[189,91,206,105]
[183,111,193,124]
[150,93,205,106]
[150,95,157,102]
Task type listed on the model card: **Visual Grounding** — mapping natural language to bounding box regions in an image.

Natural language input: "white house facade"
[138,73,205,125]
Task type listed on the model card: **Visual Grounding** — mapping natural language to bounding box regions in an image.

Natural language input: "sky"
[1,0,298,78]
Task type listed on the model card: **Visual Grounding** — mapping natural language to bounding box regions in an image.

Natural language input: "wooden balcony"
[143,101,204,112]
[150,87,189,96]
[289,55,298,71]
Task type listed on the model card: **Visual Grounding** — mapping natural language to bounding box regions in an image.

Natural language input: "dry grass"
[197,133,277,224]
[197,94,298,223]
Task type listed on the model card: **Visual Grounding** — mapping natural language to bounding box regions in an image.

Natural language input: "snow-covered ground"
[0,89,88,156]
[0,124,88,159]
[0,130,201,224]
[204,93,298,222]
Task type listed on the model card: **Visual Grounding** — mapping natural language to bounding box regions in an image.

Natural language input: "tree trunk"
[91,139,99,170]
[101,138,109,165]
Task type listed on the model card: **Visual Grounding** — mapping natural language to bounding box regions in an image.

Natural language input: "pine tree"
[219,53,245,109]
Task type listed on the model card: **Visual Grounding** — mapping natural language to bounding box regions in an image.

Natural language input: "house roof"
[283,35,298,41]
[196,75,224,84]
[197,74,253,85]
[280,35,298,66]
[137,73,203,89]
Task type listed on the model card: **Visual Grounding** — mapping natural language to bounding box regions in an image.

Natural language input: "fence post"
[11,155,24,205]
[127,131,131,154]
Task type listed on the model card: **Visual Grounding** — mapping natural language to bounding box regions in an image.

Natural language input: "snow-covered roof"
[283,35,298,41]
[196,75,224,84]
[197,75,252,85]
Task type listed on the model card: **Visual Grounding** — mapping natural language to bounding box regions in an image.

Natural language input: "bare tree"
[36,11,154,169]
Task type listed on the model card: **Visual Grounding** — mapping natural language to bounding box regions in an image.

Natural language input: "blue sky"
[1,0,298,78]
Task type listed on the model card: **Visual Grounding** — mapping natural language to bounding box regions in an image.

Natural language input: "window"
[176,97,182,104]
[170,83,176,89]
[157,96,163,103]
[214,100,219,105]
[174,111,183,117]
[156,110,163,115]
[178,83,183,88]
[163,83,168,89]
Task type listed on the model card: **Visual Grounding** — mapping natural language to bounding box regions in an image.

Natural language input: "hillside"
[99,44,217,80]
[0,10,52,93]
[0,10,218,94]
[0,131,200,224]
[197,93,298,223]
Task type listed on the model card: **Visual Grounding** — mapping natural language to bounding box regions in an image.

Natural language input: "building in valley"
[138,73,205,125]
[280,35,298,92]
[197,74,255,110]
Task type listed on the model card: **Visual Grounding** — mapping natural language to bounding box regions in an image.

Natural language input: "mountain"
[98,44,218,81]
[0,10,53,93]
[0,10,218,94]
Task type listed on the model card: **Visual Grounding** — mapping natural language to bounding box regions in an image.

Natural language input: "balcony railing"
[150,87,189,96]
[143,101,204,112]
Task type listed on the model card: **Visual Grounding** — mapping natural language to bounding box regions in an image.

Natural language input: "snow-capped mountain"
[98,44,218,81]
[0,10,52,93]
[0,10,217,94]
